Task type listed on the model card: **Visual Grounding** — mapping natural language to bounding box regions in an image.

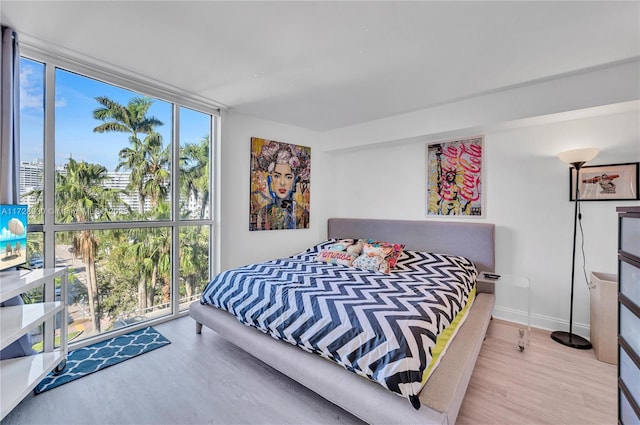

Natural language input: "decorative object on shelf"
[426,136,484,217]
[552,147,599,349]
[34,326,170,394]
[249,137,311,231]
[569,162,639,201]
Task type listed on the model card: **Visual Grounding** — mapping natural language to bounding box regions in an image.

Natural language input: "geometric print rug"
[34,326,170,394]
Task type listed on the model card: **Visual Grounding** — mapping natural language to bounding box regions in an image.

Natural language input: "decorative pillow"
[328,238,365,256]
[365,240,405,268]
[352,253,390,274]
[290,239,338,262]
[362,243,394,258]
[315,249,359,267]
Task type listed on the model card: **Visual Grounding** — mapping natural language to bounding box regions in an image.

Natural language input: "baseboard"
[492,306,590,340]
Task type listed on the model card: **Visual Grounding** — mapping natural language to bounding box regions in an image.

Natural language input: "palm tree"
[126,201,171,311]
[55,158,127,334]
[93,96,172,312]
[116,138,149,215]
[148,225,172,306]
[126,227,153,311]
[93,96,163,215]
[180,135,209,219]
[143,136,171,211]
[179,225,209,301]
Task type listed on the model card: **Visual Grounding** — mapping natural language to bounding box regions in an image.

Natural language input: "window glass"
[54,68,173,222]
[19,58,45,224]
[56,228,173,341]
[179,107,211,220]
[18,55,216,345]
[178,225,210,312]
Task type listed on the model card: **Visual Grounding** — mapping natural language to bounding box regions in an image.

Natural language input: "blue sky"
[20,57,211,172]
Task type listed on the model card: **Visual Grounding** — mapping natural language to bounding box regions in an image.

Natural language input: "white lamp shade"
[557,148,599,165]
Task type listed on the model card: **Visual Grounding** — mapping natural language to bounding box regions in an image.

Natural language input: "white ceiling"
[2,1,639,131]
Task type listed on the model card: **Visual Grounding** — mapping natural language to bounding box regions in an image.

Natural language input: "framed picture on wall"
[570,162,639,201]
[426,136,484,217]
[249,137,311,230]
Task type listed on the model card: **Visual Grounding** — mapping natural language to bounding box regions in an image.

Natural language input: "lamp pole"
[550,161,592,349]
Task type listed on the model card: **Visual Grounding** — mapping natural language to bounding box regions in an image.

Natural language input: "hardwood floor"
[2,316,616,425]
[457,319,616,425]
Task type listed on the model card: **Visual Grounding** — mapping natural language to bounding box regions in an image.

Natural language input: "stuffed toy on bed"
[329,238,365,256]
[352,243,394,274]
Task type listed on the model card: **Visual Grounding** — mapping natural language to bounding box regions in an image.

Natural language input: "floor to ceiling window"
[18,55,217,347]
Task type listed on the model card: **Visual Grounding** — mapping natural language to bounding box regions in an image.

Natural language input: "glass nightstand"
[478,272,531,351]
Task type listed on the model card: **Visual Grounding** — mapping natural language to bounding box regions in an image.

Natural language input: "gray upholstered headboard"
[328,218,495,274]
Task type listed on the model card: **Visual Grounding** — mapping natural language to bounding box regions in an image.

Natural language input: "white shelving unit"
[0,267,68,420]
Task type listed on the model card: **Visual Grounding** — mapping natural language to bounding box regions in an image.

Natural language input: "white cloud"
[20,65,43,110]
[0,227,11,241]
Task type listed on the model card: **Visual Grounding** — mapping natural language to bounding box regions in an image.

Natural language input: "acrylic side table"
[478,271,531,351]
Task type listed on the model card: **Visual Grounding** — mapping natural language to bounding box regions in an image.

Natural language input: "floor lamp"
[551,147,599,349]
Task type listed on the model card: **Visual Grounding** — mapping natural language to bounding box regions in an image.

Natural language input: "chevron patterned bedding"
[200,240,479,409]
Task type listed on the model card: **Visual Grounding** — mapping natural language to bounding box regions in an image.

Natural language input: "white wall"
[324,110,640,336]
[219,111,331,270]
[220,61,640,338]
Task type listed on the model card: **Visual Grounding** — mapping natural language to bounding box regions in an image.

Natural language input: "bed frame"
[189,218,496,425]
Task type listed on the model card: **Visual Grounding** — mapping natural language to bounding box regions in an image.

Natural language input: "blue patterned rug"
[34,326,170,394]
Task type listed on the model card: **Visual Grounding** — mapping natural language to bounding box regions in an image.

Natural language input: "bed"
[189,218,495,425]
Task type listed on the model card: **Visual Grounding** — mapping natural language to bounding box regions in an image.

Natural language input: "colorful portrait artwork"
[250,137,311,231]
[426,137,483,217]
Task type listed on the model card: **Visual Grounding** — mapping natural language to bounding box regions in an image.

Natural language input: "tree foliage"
[23,96,211,337]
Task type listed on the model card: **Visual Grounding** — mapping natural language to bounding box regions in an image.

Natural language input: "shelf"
[0,351,65,420]
[0,268,67,303]
[0,267,68,421]
[0,302,63,350]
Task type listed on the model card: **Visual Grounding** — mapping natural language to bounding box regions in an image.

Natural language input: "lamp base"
[550,331,592,350]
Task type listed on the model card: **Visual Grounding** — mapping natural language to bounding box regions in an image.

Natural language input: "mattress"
[200,239,479,409]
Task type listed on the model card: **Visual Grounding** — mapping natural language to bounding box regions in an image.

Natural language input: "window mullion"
[42,64,56,269]
[171,105,180,315]
[212,114,220,277]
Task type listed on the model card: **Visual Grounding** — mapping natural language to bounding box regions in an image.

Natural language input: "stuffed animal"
[346,239,365,255]
[330,239,356,252]
[330,238,366,256]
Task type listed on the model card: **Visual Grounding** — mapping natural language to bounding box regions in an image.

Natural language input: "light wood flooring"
[457,319,616,425]
[2,316,617,425]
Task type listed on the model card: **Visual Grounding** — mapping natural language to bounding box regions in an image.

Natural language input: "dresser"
[617,206,640,425]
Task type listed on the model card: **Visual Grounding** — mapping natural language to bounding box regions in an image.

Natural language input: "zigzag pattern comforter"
[200,240,478,409]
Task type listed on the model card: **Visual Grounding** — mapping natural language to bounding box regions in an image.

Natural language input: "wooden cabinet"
[617,206,640,425]
[0,268,68,420]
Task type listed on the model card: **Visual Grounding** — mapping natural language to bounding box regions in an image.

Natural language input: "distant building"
[19,160,44,207]
[19,161,144,213]
[103,171,146,213]
[19,161,202,218]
